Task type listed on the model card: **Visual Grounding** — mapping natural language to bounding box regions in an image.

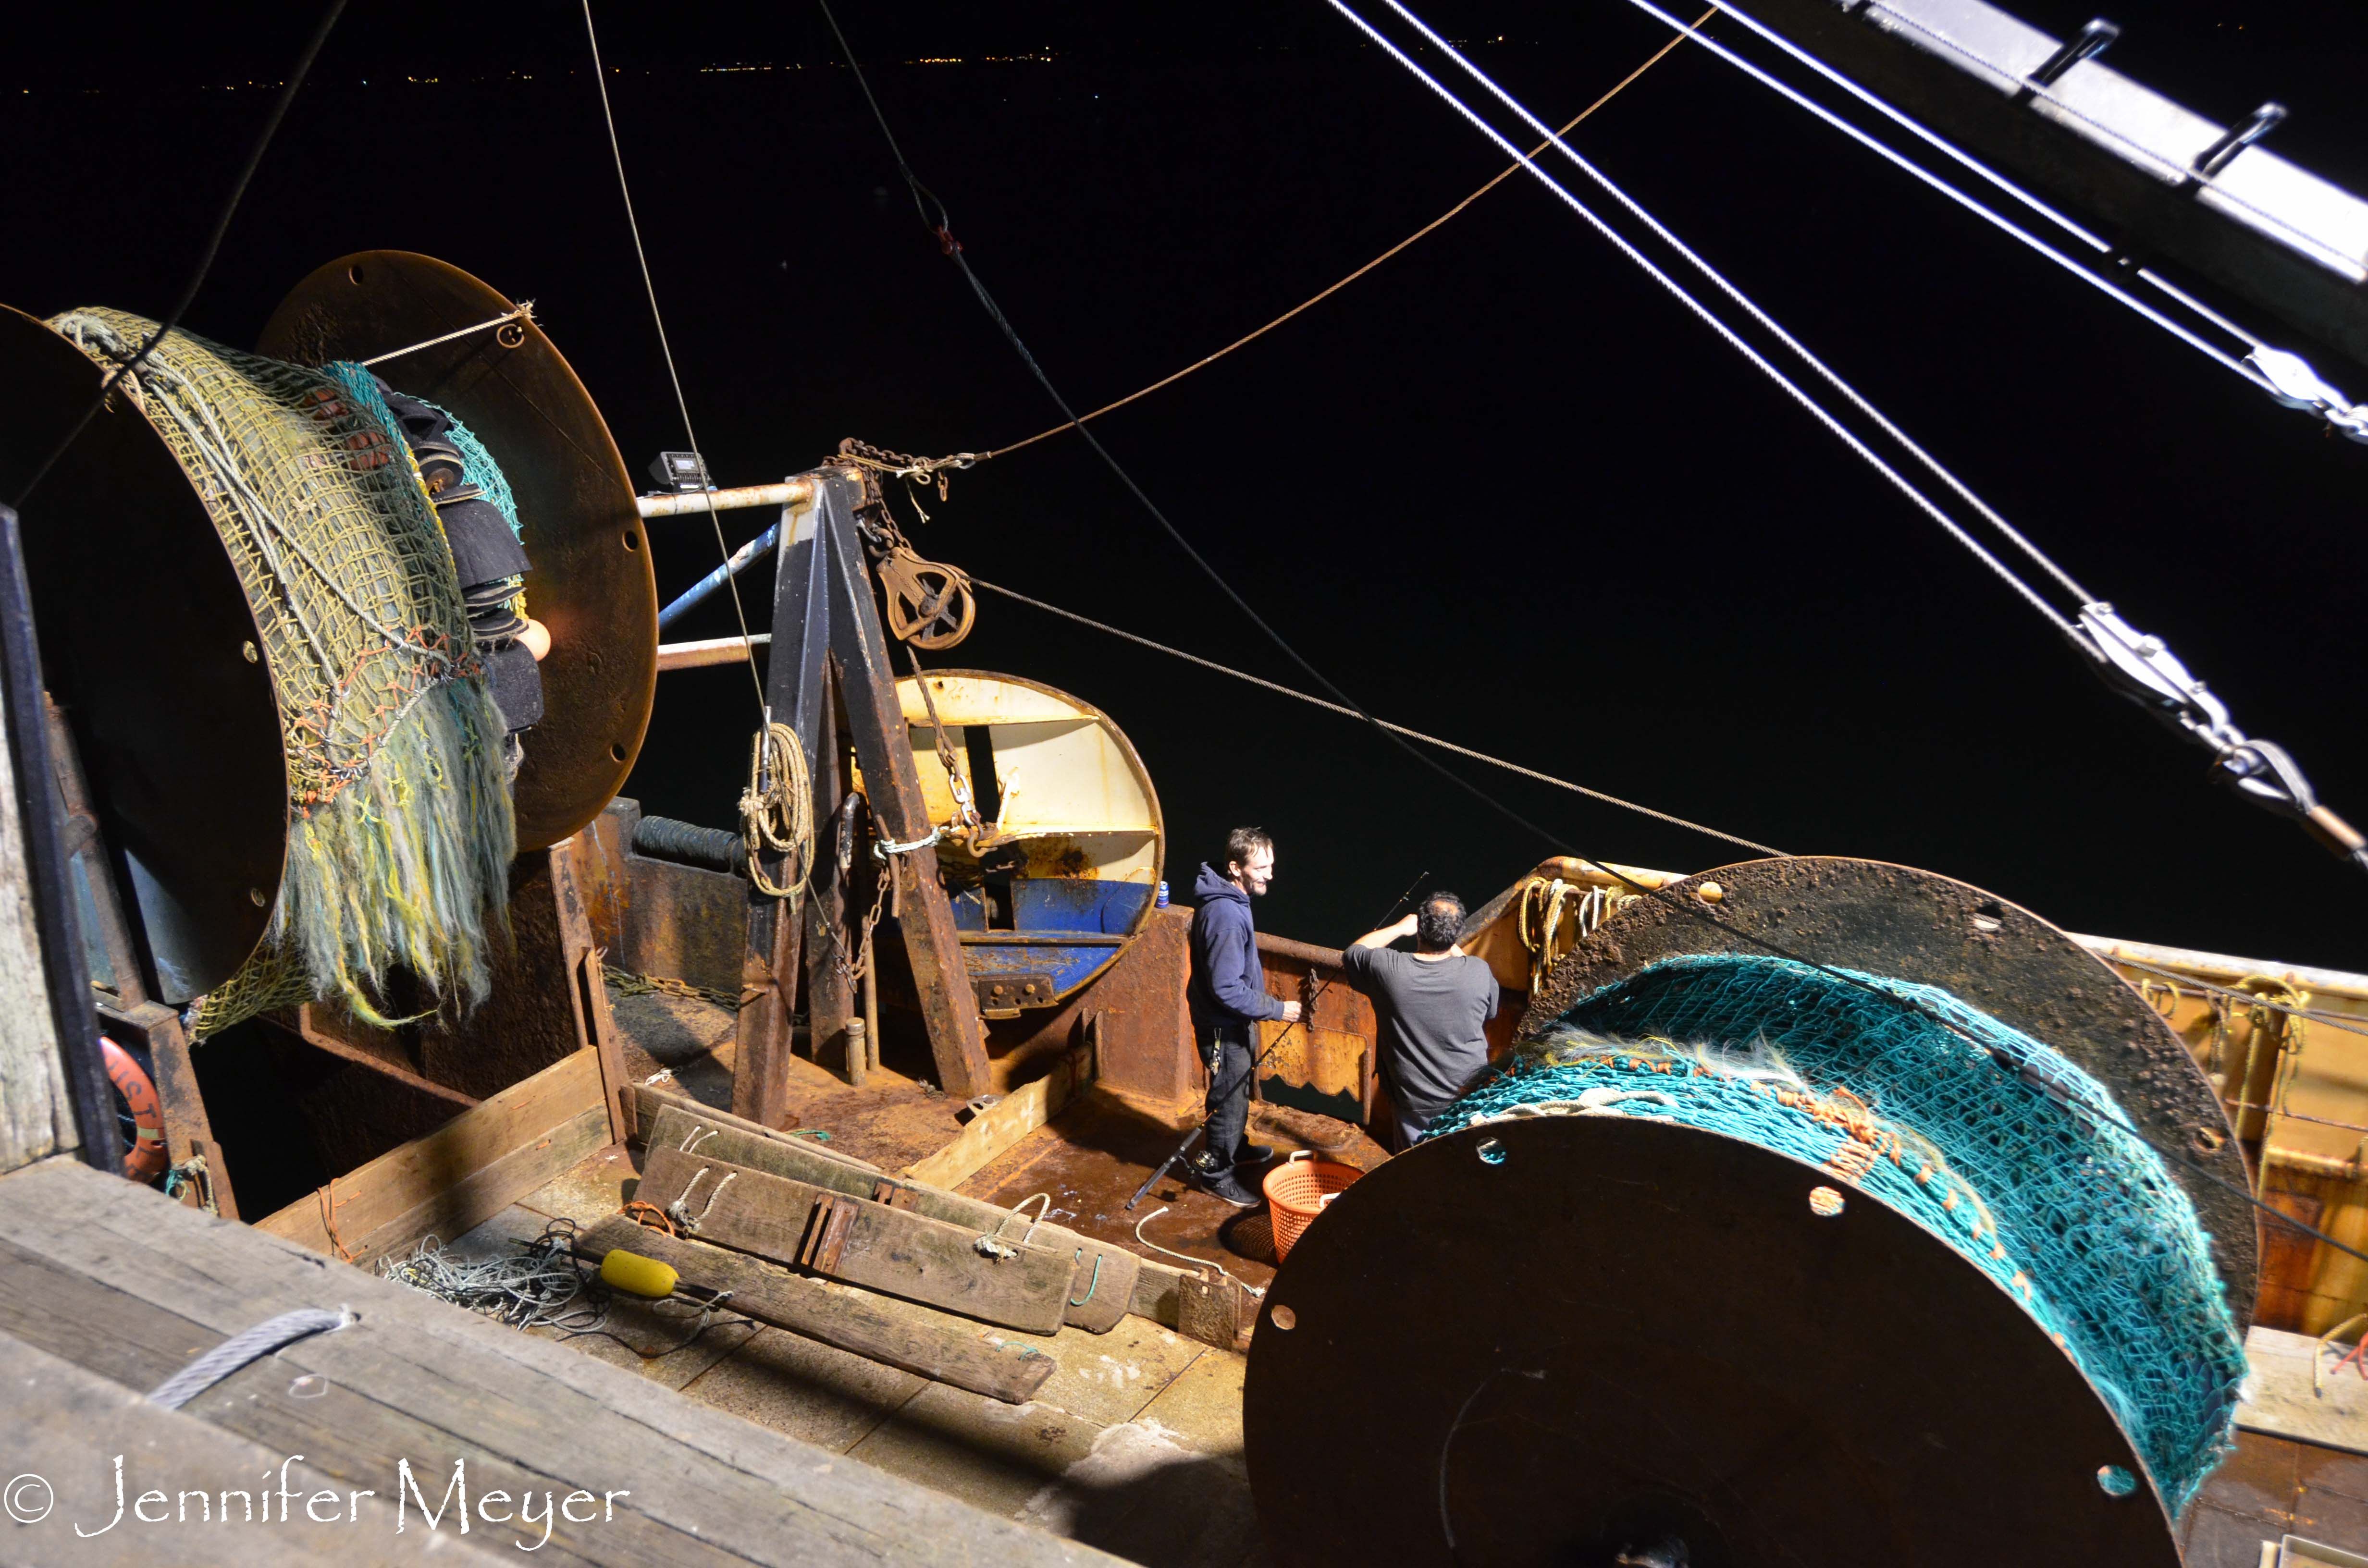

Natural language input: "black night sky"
[5,0,2365,968]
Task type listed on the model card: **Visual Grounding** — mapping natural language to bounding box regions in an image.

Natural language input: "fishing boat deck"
[410,986,1389,1565]
[607,988,1390,1293]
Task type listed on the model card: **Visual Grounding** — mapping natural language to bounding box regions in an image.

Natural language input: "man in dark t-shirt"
[1341,891,1500,1151]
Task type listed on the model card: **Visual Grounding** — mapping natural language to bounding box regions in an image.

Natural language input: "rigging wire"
[581,0,766,714]
[1353,0,2092,618]
[2107,953,2368,1043]
[813,0,2368,1285]
[973,577,1787,858]
[1612,0,2268,389]
[854,2,2368,1283]
[986,11,1717,461]
[11,0,351,510]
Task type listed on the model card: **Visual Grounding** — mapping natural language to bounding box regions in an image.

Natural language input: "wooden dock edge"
[258,1046,610,1265]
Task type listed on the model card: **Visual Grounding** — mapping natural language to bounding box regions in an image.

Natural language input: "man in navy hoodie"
[1186,826,1303,1206]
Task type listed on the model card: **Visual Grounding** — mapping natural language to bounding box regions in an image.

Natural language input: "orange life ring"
[100,1036,168,1183]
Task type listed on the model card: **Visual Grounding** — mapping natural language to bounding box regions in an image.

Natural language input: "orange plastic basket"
[1262,1152,1361,1261]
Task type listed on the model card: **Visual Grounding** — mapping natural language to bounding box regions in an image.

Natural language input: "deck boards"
[0,1157,1119,1567]
[0,1326,508,1563]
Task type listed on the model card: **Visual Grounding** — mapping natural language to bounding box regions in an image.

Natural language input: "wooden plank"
[0,1327,508,1565]
[905,1036,1093,1191]
[552,839,629,1146]
[645,1101,1144,1331]
[804,662,859,1078]
[259,1047,604,1263]
[737,487,831,1128]
[2239,1325,2368,1454]
[630,1083,882,1172]
[1176,1270,1250,1351]
[818,480,990,1099]
[101,998,238,1217]
[0,673,74,1176]
[574,1216,1056,1404]
[640,1144,1072,1332]
[0,1159,1121,1568]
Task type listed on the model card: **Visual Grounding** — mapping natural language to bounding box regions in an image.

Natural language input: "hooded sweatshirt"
[1187,861,1286,1029]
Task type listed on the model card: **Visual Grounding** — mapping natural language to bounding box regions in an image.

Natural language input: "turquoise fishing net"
[1427,954,2245,1514]
[325,363,522,536]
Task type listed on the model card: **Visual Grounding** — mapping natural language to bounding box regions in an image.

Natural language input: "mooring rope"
[740,721,814,899]
[147,1307,353,1410]
[983,11,1717,460]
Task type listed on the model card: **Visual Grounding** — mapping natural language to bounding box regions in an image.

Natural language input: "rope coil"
[740,722,814,899]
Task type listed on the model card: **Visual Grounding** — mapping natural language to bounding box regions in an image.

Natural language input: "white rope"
[379,1235,602,1332]
[873,825,945,859]
[359,304,537,368]
[147,1307,353,1409]
[666,1168,736,1233]
[1329,1,2079,636]
[1132,1206,1263,1296]
[1372,0,2105,618]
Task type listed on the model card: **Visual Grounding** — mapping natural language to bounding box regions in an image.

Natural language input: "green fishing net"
[51,309,515,1036]
[1431,953,2246,1514]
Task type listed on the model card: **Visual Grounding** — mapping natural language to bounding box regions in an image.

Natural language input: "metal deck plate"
[1246,1115,2183,1567]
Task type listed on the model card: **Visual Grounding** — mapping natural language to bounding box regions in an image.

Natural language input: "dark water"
[5,0,2366,966]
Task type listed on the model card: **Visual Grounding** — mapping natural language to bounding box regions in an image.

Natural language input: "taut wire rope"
[1613,0,2268,390]
[973,577,1785,858]
[12,0,350,509]
[360,303,539,368]
[822,0,2368,1281]
[1346,0,2089,623]
[581,0,766,716]
[984,11,1717,461]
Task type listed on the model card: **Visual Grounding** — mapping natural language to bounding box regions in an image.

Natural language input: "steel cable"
[973,578,1786,858]
[582,0,767,714]
[823,0,2368,1284]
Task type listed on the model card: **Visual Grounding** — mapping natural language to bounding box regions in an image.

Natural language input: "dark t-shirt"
[1340,945,1501,1121]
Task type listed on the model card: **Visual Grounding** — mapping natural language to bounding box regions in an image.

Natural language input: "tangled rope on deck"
[1430,954,2247,1514]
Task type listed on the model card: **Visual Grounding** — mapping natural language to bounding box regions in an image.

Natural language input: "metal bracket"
[2066,603,2368,872]
[974,973,1056,1018]
[2020,18,2116,95]
[2195,102,2287,181]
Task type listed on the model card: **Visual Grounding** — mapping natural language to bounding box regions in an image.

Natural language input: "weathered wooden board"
[644,1099,1170,1335]
[905,1038,1093,1191]
[639,1144,1072,1333]
[2239,1325,2368,1454]
[0,1158,1119,1567]
[0,1326,507,1564]
[259,1048,607,1264]
[0,667,74,1176]
[573,1216,1056,1404]
[642,1101,1141,1332]
[630,1083,881,1172]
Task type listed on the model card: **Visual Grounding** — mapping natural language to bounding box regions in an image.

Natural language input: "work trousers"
[1197,1019,1256,1169]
